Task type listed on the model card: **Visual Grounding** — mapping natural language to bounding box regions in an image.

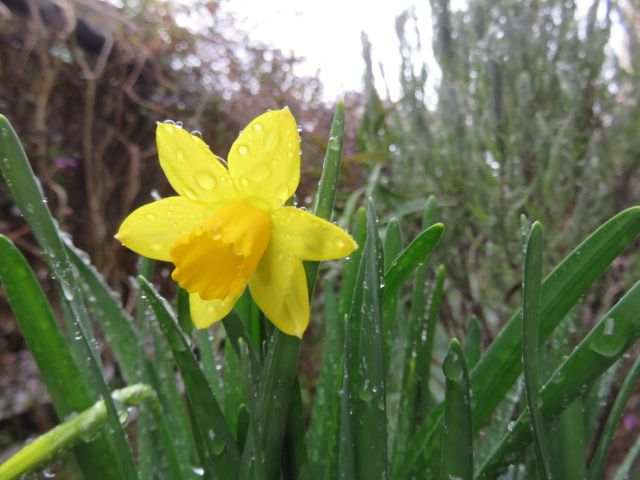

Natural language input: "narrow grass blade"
[338,349,357,480]
[464,316,482,370]
[222,311,261,369]
[307,278,341,478]
[64,242,144,384]
[583,359,621,439]
[383,222,444,302]
[547,398,587,480]
[0,235,127,479]
[306,100,346,293]
[383,218,404,273]
[256,331,302,480]
[390,198,440,465]
[197,327,225,401]
[338,207,368,317]
[177,286,194,336]
[476,280,640,478]
[522,222,551,479]
[238,339,266,480]
[0,384,155,480]
[223,337,246,436]
[415,264,445,421]
[391,264,445,472]
[283,383,310,480]
[587,355,640,480]
[382,217,403,371]
[439,339,473,480]
[0,236,93,416]
[350,200,387,479]
[139,276,240,477]
[0,115,137,479]
[475,379,524,468]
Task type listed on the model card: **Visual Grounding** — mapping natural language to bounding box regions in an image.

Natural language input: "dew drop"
[603,316,615,336]
[276,185,289,201]
[239,177,250,187]
[145,212,156,220]
[192,466,205,477]
[443,351,463,381]
[589,316,628,357]
[238,145,249,156]
[253,122,263,132]
[61,281,75,301]
[262,130,280,151]
[183,187,198,200]
[195,171,216,190]
[175,150,185,161]
[250,164,271,182]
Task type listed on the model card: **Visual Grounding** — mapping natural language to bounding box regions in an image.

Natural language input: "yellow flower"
[116,108,357,337]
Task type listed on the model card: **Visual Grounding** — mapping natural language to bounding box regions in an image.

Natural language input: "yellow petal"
[170,200,271,301]
[270,207,358,261]
[249,243,309,337]
[189,292,239,329]
[115,197,213,261]
[156,122,237,204]
[228,108,300,209]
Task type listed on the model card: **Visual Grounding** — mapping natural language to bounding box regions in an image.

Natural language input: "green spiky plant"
[1,99,639,479]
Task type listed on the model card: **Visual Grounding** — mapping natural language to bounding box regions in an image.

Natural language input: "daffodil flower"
[116,108,357,337]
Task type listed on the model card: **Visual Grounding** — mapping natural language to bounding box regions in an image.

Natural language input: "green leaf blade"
[477,280,640,478]
[522,222,551,479]
[383,222,444,301]
[138,276,240,477]
[471,206,640,431]
[439,339,473,480]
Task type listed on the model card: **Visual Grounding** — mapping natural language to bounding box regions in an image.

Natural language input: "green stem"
[0,385,155,479]
[258,331,302,480]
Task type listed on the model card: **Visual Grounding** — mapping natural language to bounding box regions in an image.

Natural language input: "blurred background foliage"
[1,0,639,472]
[360,0,640,340]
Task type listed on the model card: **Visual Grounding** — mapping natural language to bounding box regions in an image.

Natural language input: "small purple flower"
[53,156,78,169]
[623,412,638,431]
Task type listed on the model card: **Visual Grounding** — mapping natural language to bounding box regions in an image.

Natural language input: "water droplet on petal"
[182,187,198,200]
[195,171,216,190]
[145,212,156,220]
[149,242,163,252]
[253,122,263,132]
[238,145,249,156]
[239,177,249,187]
[276,185,289,201]
[250,164,271,182]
